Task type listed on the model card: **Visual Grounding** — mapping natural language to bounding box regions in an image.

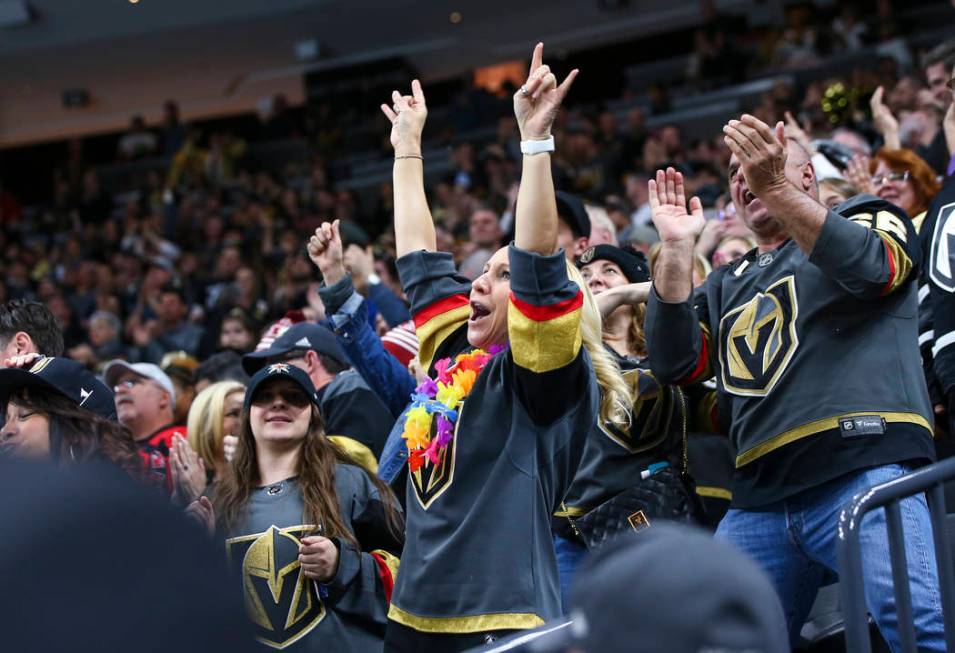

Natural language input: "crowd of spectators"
[1,0,955,651]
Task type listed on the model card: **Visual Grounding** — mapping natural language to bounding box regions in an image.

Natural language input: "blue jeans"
[716,464,944,652]
[553,534,587,613]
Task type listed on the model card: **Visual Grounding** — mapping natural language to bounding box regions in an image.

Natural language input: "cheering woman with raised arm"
[379,44,612,653]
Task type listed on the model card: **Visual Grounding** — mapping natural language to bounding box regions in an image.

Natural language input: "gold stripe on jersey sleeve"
[507,304,582,374]
[388,604,545,633]
[695,486,732,500]
[415,304,471,372]
[875,229,913,295]
[371,549,400,580]
[735,411,932,467]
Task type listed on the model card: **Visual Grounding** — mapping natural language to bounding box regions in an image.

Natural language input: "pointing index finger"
[530,42,543,76]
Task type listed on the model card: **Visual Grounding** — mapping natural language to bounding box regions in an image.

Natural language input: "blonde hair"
[567,262,633,430]
[186,380,246,467]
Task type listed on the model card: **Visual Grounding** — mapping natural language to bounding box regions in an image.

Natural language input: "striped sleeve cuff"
[507,245,583,373]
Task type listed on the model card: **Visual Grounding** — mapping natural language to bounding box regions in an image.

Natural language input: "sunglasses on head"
[252,386,311,408]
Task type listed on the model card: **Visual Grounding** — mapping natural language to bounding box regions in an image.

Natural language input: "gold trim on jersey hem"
[735,411,932,467]
[387,604,545,633]
[695,486,732,500]
[553,505,588,518]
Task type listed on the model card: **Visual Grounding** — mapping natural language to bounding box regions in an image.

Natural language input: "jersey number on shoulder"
[929,203,955,292]
[718,275,799,397]
[847,210,908,243]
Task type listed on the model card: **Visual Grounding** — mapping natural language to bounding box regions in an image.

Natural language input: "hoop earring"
[69,445,76,462]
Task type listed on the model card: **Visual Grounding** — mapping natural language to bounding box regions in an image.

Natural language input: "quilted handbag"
[568,466,704,549]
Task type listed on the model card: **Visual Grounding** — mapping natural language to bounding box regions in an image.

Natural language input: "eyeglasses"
[114,378,143,392]
[870,171,910,187]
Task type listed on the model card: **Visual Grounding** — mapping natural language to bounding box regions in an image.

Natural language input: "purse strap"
[560,501,584,541]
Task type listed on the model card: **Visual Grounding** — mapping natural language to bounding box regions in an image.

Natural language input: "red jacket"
[137,424,186,494]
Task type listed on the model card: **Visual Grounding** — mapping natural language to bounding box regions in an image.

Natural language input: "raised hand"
[169,433,206,505]
[783,110,815,155]
[380,80,428,157]
[870,86,900,149]
[845,153,876,195]
[307,220,346,286]
[648,167,706,245]
[514,42,579,141]
[723,114,790,198]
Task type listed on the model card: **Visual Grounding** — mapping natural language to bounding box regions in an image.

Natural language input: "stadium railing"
[838,457,955,653]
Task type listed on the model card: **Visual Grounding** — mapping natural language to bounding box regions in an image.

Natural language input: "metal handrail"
[838,457,955,652]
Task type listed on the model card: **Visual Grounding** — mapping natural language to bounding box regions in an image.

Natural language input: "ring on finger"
[520,85,530,97]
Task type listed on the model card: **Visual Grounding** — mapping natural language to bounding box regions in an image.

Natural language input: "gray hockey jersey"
[224,466,402,651]
[646,194,935,508]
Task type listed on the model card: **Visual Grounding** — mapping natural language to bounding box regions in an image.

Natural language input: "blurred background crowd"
[1,0,952,377]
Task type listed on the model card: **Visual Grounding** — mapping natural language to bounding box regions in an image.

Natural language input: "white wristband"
[520,136,555,155]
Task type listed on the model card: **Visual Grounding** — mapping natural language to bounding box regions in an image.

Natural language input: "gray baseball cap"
[103,361,177,404]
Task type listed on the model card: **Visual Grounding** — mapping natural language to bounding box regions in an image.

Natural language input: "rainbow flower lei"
[402,344,506,472]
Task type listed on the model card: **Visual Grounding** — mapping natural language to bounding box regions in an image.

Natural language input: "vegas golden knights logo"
[600,369,673,453]
[226,525,325,649]
[411,403,462,510]
[718,275,799,397]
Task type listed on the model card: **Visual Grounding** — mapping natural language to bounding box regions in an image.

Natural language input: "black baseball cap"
[536,524,788,653]
[555,191,591,239]
[339,221,371,249]
[244,362,320,412]
[576,244,651,283]
[242,322,349,375]
[0,357,117,420]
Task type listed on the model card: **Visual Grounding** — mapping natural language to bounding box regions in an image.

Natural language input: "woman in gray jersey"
[211,363,403,652]
[554,244,704,606]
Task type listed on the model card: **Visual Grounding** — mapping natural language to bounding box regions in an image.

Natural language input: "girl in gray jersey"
[210,363,403,651]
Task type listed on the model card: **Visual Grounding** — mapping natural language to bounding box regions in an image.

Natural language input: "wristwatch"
[520,136,555,155]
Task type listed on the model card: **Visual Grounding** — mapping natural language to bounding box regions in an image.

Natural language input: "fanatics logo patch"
[839,415,886,439]
[929,202,955,292]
